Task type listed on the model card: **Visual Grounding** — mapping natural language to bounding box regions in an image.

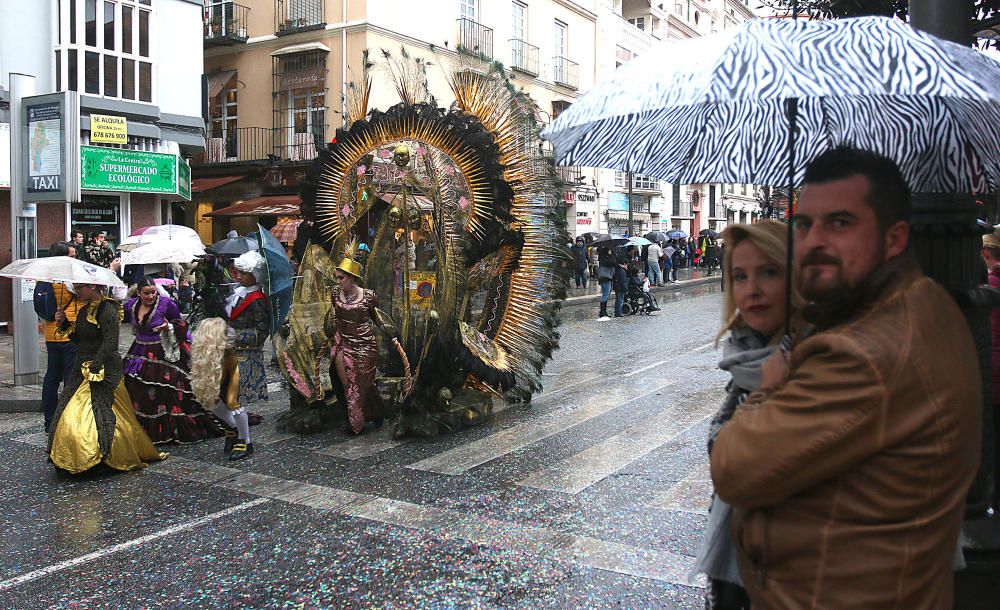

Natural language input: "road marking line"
[406,379,675,476]
[623,360,669,377]
[533,374,600,403]
[647,463,712,515]
[13,432,47,447]
[0,497,270,592]
[694,342,717,352]
[518,401,715,494]
[316,430,409,460]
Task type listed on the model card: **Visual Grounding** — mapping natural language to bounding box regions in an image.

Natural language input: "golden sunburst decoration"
[314,111,495,241]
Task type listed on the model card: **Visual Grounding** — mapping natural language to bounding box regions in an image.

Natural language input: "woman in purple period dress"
[124,277,221,444]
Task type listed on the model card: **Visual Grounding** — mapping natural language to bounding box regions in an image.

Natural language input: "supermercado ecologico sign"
[79,145,191,200]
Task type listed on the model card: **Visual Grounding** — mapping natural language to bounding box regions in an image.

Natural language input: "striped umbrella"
[269,219,302,243]
[543,16,1000,195]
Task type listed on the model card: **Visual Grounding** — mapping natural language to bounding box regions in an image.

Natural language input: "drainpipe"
[342,0,347,128]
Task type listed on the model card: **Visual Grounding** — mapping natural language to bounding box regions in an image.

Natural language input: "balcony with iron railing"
[275,0,325,36]
[204,2,249,46]
[196,127,275,165]
[272,124,327,163]
[552,56,579,90]
[557,166,584,185]
[509,39,539,76]
[457,18,493,58]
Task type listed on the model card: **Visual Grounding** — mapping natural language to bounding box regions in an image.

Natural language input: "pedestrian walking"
[34,242,82,432]
[690,220,800,610]
[596,246,615,321]
[669,243,682,283]
[589,245,599,278]
[570,237,589,289]
[613,254,628,318]
[710,147,980,608]
[646,240,663,285]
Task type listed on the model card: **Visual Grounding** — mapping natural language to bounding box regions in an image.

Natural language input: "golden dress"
[325,286,386,433]
[48,297,167,474]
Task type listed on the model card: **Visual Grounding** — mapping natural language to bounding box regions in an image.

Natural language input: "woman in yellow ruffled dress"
[47,283,167,474]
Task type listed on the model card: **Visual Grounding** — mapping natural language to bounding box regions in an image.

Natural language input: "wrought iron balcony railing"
[204,2,249,46]
[557,166,583,185]
[457,18,493,58]
[509,38,539,76]
[196,127,274,165]
[275,0,325,36]
[273,125,327,163]
[552,55,579,90]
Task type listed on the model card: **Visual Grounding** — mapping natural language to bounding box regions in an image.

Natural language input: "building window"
[672,183,681,216]
[55,0,153,102]
[741,183,747,196]
[627,17,645,31]
[512,1,526,39]
[460,0,477,20]
[273,51,328,161]
[709,185,716,217]
[614,172,658,190]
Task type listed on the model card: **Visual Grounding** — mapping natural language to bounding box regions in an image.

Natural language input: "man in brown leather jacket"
[710,147,980,609]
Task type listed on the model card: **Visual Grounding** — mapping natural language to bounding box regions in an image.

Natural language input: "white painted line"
[316,430,409,460]
[533,374,600,404]
[623,360,669,378]
[266,381,285,393]
[406,379,675,476]
[693,342,717,352]
[518,400,714,494]
[13,432,48,448]
[648,463,712,515]
[0,497,270,592]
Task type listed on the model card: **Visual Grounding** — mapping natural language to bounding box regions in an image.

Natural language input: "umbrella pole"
[784,97,799,336]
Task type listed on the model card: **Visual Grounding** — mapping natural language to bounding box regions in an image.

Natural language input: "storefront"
[74,145,192,247]
[606,192,650,236]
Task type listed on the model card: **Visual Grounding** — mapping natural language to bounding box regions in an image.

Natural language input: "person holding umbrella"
[595,245,618,321]
[47,282,166,474]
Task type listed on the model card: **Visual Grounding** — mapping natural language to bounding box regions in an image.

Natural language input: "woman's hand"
[152,323,168,333]
[760,349,789,391]
[54,310,66,324]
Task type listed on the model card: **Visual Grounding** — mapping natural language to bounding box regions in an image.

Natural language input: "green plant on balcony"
[210,15,223,36]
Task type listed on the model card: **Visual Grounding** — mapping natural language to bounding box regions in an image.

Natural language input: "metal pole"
[627,171,633,237]
[910,0,973,45]
[8,73,40,386]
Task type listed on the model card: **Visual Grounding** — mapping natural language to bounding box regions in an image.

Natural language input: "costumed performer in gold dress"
[325,255,400,435]
[48,283,167,474]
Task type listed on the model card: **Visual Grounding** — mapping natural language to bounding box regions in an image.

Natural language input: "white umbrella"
[627,236,653,247]
[118,224,203,252]
[120,241,205,266]
[0,256,125,288]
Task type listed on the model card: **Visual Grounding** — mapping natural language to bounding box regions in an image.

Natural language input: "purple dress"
[123,295,221,444]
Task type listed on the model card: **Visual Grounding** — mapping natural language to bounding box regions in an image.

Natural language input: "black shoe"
[222,427,238,457]
[614,313,624,318]
[373,417,385,430]
[229,440,254,461]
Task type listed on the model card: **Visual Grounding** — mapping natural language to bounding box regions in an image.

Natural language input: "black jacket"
[570,244,589,270]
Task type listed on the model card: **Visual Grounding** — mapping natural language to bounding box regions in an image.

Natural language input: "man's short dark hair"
[803,146,911,233]
[49,241,70,257]
[70,229,83,240]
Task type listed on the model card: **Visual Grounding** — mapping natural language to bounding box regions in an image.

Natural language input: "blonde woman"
[190,317,246,459]
[689,221,802,609]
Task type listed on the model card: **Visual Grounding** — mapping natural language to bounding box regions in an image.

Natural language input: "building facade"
[192,0,599,242]
[0,0,205,324]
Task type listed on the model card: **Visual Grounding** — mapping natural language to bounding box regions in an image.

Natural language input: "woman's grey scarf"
[707,326,775,456]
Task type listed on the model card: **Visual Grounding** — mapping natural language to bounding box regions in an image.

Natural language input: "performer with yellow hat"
[324,245,400,435]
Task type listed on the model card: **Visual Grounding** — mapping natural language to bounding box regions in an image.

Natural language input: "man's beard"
[798,247,883,328]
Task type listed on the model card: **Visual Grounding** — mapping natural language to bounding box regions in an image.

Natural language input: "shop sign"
[576,192,596,204]
[80,145,180,195]
[564,191,575,204]
[178,158,192,200]
[72,194,120,225]
[0,123,9,188]
[89,114,128,144]
[576,211,591,225]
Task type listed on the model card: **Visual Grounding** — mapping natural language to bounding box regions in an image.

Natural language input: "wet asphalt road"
[0,282,727,609]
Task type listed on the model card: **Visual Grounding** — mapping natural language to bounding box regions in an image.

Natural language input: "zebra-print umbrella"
[542,16,1000,195]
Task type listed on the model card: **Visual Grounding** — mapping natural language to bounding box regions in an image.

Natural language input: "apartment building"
[0,0,204,323]
[592,0,759,237]
[192,0,599,242]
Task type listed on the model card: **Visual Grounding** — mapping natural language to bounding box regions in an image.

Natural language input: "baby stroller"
[622,282,657,316]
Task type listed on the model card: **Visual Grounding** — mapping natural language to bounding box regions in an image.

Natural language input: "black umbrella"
[589,237,628,249]
[580,232,601,244]
[644,231,668,243]
[699,229,719,239]
[209,234,259,257]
